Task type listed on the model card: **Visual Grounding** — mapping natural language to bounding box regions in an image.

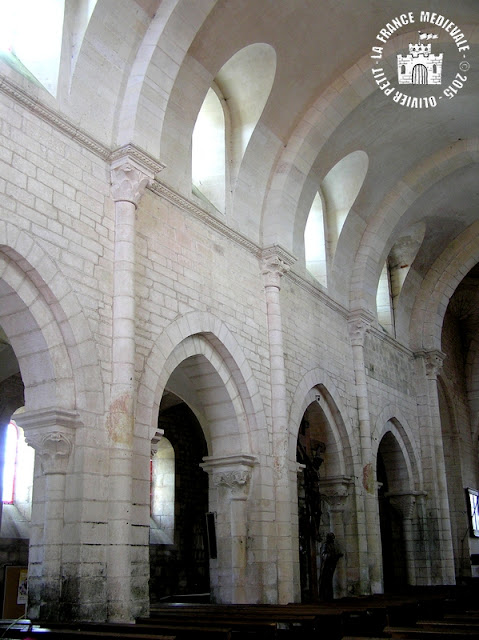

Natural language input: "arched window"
[0,0,65,95]
[192,43,276,213]
[2,421,18,504]
[322,150,369,261]
[1,418,34,539]
[150,437,175,545]
[376,261,394,336]
[304,192,327,286]
[192,87,226,212]
[401,65,406,75]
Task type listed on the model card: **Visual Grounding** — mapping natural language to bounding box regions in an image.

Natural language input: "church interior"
[0,0,478,635]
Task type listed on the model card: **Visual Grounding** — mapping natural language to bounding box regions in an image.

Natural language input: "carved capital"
[386,491,425,520]
[320,476,354,511]
[422,350,446,380]
[110,163,151,206]
[261,246,296,289]
[110,144,164,206]
[201,454,257,498]
[27,430,73,475]
[15,408,80,475]
[150,429,164,458]
[348,311,374,347]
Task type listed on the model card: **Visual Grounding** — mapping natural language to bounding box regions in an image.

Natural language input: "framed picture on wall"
[2,565,27,618]
[466,488,479,537]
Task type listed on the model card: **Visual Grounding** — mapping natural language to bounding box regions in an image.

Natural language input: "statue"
[318,532,343,601]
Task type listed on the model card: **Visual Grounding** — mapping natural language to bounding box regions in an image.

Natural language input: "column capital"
[261,245,296,289]
[415,349,446,379]
[201,454,257,498]
[110,144,165,206]
[348,310,375,347]
[320,476,354,511]
[386,490,427,520]
[15,408,80,475]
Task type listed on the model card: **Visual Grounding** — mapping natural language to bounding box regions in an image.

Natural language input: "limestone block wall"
[0,68,475,618]
[0,87,112,619]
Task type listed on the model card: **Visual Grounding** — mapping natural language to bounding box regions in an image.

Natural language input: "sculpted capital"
[110,144,164,206]
[27,430,73,475]
[416,350,446,379]
[110,163,151,206]
[201,454,257,498]
[261,246,296,289]
[15,408,80,475]
[348,311,373,347]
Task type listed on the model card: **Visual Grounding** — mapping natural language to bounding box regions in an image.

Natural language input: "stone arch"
[0,224,103,415]
[373,407,422,491]
[465,335,479,445]
[350,139,479,319]
[114,0,217,152]
[409,221,479,352]
[136,311,266,457]
[289,369,356,476]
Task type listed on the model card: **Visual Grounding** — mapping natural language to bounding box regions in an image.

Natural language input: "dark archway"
[149,393,209,604]
[296,396,343,602]
[377,432,408,592]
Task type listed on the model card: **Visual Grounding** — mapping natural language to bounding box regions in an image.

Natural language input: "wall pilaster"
[348,310,382,593]
[414,349,455,584]
[261,246,296,603]
[108,145,163,621]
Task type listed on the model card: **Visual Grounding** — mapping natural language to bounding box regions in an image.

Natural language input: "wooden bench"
[145,603,344,639]
[384,625,479,638]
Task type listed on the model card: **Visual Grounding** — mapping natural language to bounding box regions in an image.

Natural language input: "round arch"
[0,225,104,415]
[350,139,479,319]
[136,311,267,457]
[409,221,479,352]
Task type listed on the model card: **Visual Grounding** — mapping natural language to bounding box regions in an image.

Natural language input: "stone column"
[387,491,426,586]
[17,408,78,621]
[348,311,382,593]
[321,476,353,598]
[415,350,455,584]
[108,145,163,621]
[261,246,296,603]
[201,455,257,603]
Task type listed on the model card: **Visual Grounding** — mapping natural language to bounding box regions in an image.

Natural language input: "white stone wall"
[0,56,475,618]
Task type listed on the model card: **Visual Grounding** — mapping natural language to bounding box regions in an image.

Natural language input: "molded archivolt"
[0,225,104,415]
[192,43,276,214]
[136,311,266,458]
[289,371,357,477]
[373,409,422,491]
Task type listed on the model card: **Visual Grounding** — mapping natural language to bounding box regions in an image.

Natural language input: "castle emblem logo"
[370,11,470,108]
[397,33,442,85]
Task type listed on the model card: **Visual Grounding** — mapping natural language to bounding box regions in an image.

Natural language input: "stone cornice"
[0,74,111,160]
[110,144,165,177]
[148,180,262,256]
